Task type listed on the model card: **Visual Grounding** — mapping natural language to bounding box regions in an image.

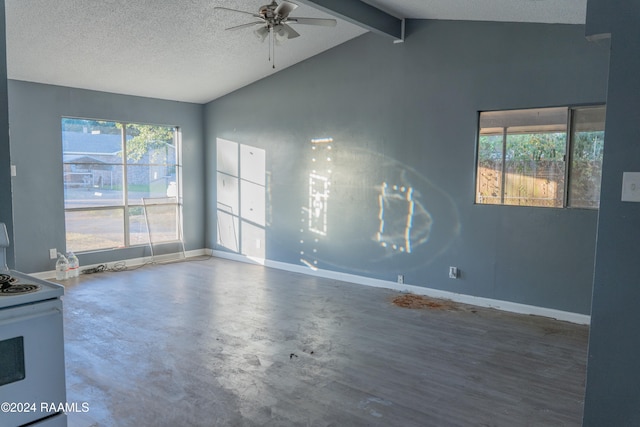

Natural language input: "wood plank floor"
[62,257,589,427]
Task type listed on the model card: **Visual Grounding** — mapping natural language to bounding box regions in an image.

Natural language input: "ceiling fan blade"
[225,21,264,31]
[214,6,260,18]
[275,1,299,19]
[285,17,337,27]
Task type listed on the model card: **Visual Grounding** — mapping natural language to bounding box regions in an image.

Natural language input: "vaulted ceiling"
[5,0,588,104]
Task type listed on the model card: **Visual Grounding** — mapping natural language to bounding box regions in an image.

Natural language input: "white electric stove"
[0,223,67,427]
[0,269,64,308]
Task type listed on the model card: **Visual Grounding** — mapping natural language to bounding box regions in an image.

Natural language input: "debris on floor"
[391,294,453,310]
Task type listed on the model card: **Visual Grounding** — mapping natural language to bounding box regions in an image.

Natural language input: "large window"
[476,105,605,208]
[62,118,181,252]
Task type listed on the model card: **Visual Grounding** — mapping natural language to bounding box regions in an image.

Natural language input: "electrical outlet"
[622,172,640,202]
[49,248,57,259]
[397,274,404,284]
[449,266,459,279]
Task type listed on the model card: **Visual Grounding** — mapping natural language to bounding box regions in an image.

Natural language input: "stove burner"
[0,273,18,285]
[0,283,41,295]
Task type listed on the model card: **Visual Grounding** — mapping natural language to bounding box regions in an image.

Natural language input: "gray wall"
[0,0,14,267]
[205,20,609,315]
[583,1,640,425]
[7,80,205,273]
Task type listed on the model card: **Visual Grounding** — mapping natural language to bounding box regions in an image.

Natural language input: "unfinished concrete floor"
[63,257,589,426]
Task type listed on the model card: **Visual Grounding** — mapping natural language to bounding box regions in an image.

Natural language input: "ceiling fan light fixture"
[274,25,288,41]
[254,26,270,42]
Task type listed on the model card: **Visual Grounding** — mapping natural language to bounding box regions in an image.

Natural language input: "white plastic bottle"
[55,253,69,281]
[67,251,79,278]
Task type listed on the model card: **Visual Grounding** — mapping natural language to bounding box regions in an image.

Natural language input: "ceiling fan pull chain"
[268,26,272,63]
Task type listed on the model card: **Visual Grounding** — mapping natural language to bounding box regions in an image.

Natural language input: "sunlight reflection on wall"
[300,138,333,270]
[300,143,460,274]
[377,182,433,255]
[216,138,266,260]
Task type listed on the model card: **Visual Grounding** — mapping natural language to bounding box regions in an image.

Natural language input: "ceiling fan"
[214,1,337,68]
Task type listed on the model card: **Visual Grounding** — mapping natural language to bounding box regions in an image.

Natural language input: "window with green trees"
[476,105,605,208]
[62,118,181,252]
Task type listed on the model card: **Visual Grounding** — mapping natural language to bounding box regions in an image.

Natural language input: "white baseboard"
[31,249,209,281]
[211,249,591,325]
[32,247,590,325]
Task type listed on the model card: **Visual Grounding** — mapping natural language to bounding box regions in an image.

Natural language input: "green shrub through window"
[476,106,605,209]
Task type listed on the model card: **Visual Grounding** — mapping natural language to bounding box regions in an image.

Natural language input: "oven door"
[27,412,68,426]
[0,298,67,426]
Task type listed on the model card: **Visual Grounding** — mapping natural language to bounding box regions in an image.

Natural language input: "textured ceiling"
[5,0,587,104]
[5,0,366,103]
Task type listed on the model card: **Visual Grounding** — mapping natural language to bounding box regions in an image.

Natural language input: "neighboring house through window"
[62,118,181,252]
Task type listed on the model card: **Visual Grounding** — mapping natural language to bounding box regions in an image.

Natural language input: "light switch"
[621,172,640,202]
[10,165,16,177]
